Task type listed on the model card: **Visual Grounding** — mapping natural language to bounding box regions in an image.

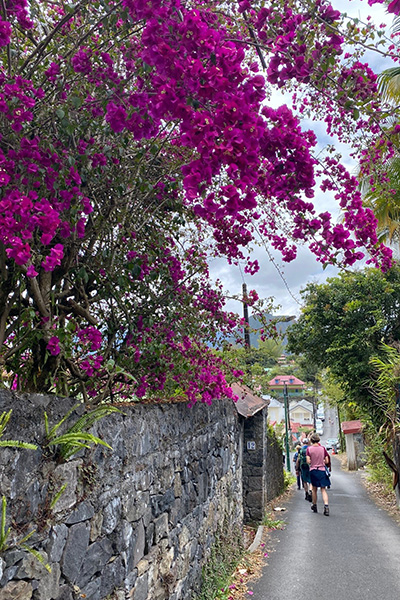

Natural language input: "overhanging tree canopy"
[0,0,399,403]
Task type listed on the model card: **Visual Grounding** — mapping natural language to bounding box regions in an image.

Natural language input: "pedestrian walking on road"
[296,438,312,502]
[306,433,330,516]
[293,444,302,490]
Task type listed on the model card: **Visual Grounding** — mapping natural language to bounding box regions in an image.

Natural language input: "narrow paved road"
[250,456,400,599]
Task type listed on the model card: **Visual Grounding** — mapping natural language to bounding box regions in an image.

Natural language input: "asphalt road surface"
[250,455,400,599]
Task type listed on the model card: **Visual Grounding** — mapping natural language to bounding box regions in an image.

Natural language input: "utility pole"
[283,383,291,472]
[242,283,251,349]
[313,378,318,430]
[337,405,343,451]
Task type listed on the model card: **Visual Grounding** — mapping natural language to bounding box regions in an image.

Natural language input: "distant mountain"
[247,313,296,349]
[216,313,296,350]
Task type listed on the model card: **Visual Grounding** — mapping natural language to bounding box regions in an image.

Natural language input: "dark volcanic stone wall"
[0,391,243,600]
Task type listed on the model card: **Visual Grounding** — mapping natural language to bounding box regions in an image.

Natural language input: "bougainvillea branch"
[0,0,397,403]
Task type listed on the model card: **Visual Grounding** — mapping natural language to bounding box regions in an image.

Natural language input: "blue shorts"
[310,468,330,488]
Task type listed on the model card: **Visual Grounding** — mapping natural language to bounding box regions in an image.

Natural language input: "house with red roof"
[268,375,306,398]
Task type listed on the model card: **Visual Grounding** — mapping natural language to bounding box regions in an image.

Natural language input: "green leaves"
[47,432,112,461]
[71,96,83,109]
[43,404,121,461]
[287,266,400,429]
[369,344,400,428]
[0,496,10,553]
[0,411,38,451]
[0,496,51,571]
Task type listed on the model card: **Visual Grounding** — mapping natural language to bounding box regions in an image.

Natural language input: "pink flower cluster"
[77,327,103,351]
[1,0,33,46]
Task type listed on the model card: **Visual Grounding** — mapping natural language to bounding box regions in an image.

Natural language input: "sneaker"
[306,492,312,502]
[311,504,317,513]
[324,505,329,516]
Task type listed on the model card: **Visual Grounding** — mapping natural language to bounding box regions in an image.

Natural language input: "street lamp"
[283,383,291,472]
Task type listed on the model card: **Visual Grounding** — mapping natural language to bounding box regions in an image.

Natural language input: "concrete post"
[345,432,357,470]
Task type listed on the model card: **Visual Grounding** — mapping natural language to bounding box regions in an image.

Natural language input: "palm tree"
[360,66,400,256]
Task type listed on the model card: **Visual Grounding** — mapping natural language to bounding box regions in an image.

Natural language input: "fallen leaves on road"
[361,472,400,526]
[222,541,267,600]
[223,486,294,600]
[337,452,400,525]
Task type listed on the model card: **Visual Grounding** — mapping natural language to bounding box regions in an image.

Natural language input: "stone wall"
[0,391,243,600]
[241,410,284,523]
[265,433,285,502]
[242,409,267,524]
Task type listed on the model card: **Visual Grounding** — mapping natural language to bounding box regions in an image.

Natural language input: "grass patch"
[283,470,296,491]
[195,528,245,600]
[262,512,286,530]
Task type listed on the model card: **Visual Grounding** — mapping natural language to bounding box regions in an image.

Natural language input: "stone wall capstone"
[0,390,243,600]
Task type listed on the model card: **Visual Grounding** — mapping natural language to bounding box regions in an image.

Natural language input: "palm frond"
[378,67,400,102]
[369,344,400,426]
[392,15,400,35]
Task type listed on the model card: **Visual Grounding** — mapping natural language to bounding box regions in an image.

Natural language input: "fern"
[50,432,112,460]
[0,496,10,552]
[0,411,38,451]
[43,404,120,461]
[18,529,36,545]
[50,484,68,510]
[0,496,51,571]
[0,440,38,449]
[67,405,122,434]
[45,403,81,440]
[0,410,11,436]
[20,545,52,573]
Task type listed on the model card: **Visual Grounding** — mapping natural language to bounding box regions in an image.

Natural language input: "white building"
[289,399,314,426]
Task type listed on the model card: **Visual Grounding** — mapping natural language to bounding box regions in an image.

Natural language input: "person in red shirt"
[306,433,330,516]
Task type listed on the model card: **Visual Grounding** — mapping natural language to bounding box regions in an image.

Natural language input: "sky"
[209,0,393,319]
